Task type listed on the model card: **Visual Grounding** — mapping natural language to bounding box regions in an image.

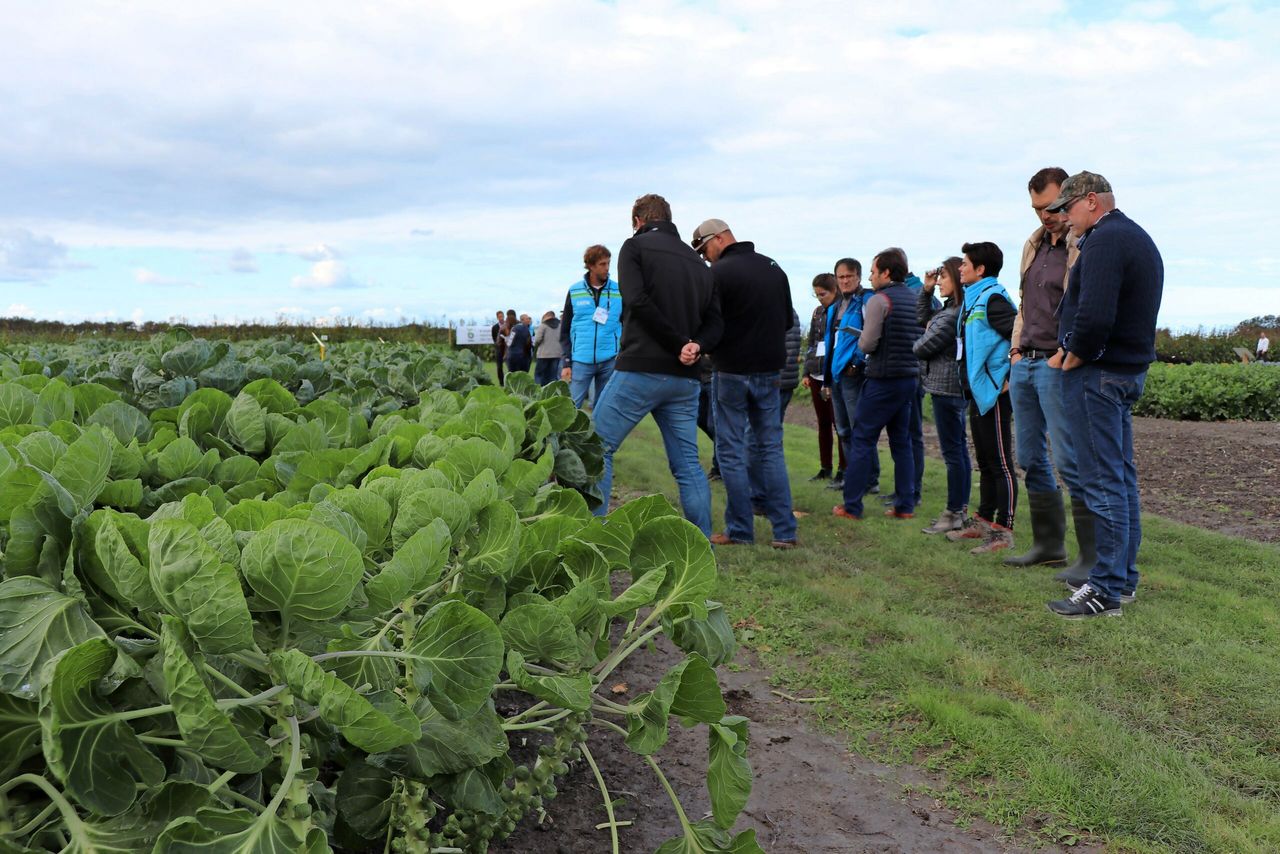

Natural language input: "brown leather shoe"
[831,506,862,521]
[710,533,749,546]
[884,508,915,519]
[770,539,798,550]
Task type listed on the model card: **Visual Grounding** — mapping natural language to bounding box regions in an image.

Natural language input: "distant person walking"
[1046,171,1164,618]
[802,274,845,481]
[591,194,722,534]
[1258,332,1270,362]
[561,245,623,407]
[533,310,564,385]
[505,312,533,375]
[693,217,797,549]
[492,310,507,386]
[913,257,972,534]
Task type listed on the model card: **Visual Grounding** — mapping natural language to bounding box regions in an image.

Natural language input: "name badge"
[592,306,610,324]
[815,341,826,358]
[955,340,964,361]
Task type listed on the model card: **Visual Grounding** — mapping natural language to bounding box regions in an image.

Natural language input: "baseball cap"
[691,218,730,251]
[1046,171,1113,212]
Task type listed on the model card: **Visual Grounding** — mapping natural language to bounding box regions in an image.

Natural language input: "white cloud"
[135,267,197,287]
[130,308,144,324]
[294,243,342,262]
[0,228,77,281]
[291,258,364,290]
[5,302,32,316]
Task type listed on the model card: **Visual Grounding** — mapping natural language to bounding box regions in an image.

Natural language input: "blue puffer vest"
[958,277,1016,415]
[864,283,923,380]
[567,277,623,364]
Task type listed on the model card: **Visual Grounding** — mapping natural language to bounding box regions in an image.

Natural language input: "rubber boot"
[1003,491,1067,567]
[1054,497,1097,585]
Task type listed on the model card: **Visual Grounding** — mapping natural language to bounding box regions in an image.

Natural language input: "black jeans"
[968,391,1017,529]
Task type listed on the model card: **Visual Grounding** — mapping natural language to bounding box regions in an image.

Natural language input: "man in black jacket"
[693,218,797,548]
[591,194,723,536]
[1045,172,1163,618]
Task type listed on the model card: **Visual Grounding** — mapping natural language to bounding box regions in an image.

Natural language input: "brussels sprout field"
[0,332,761,854]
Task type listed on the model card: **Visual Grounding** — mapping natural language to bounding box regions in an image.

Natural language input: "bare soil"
[494,634,1071,854]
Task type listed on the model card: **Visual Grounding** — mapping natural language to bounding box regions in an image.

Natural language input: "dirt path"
[494,634,1077,854]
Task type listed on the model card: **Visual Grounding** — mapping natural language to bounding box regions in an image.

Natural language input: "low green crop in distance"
[1136,363,1280,421]
[0,334,762,854]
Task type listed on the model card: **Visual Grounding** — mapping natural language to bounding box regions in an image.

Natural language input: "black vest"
[865,283,924,380]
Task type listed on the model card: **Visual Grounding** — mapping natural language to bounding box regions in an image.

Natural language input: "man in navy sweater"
[1044,172,1164,619]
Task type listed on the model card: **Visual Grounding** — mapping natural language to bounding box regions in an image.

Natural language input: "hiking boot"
[970,524,1013,555]
[1068,581,1136,605]
[922,509,965,535]
[825,469,845,490]
[946,515,991,541]
[1054,497,1097,586]
[1047,583,1122,619]
[709,533,750,546]
[1004,491,1067,567]
[808,468,832,481]
[831,505,862,521]
[884,508,914,519]
[770,538,798,550]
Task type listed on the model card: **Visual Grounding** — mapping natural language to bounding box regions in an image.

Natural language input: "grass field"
[611,414,1280,853]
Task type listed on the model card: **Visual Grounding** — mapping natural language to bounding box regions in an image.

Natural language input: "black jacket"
[708,241,794,375]
[615,221,723,378]
[780,309,802,391]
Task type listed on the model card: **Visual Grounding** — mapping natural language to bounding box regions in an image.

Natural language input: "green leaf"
[222,498,287,532]
[403,696,508,777]
[86,509,159,610]
[0,693,40,778]
[97,478,144,509]
[226,392,267,455]
[154,805,329,853]
[668,601,737,668]
[603,564,668,618]
[505,650,592,712]
[160,617,271,773]
[0,383,37,429]
[39,638,164,816]
[707,716,752,829]
[630,517,717,620]
[34,379,75,426]
[500,602,580,668]
[608,493,680,533]
[240,378,299,415]
[88,400,152,444]
[319,487,392,552]
[0,576,108,699]
[625,655,724,755]
[149,519,255,655]
[272,649,420,753]
[71,382,121,421]
[409,600,504,720]
[323,629,398,693]
[336,760,395,839]
[463,500,521,577]
[365,518,450,612]
[654,822,765,854]
[240,519,364,626]
[460,467,498,513]
[391,487,470,548]
[156,436,207,482]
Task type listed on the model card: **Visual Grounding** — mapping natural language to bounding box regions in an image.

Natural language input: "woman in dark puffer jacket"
[801,274,844,480]
[912,257,972,534]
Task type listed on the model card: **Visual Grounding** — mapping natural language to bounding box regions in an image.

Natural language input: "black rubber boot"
[1055,497,1097,585]
[1003,491,1067,567]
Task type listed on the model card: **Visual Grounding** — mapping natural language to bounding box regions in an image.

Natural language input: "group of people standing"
[503,172,1164,621]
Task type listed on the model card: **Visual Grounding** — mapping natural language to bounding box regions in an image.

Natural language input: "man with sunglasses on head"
[691,218,798,550]
[1045,171,1164,619]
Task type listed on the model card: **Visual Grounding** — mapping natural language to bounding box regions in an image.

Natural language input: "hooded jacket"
[533,316,564,360]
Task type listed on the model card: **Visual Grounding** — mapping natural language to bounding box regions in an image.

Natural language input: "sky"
[2,0,1278,332]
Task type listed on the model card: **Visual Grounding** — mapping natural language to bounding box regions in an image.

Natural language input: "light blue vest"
[958,277,1015,416]
[567,277,623,365]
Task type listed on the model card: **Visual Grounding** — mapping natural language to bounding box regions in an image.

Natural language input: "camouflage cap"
[1046,171,1113,213]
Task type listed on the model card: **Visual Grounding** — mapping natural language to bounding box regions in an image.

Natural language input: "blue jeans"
[931,394,972,512]
[713,372,796,542]
[1009,356,1081,495]
[592,370,711,536]
[748,387,793,507]
[570,358,616,408]
[830,372,880,488]
[841,376,916,517]
[1063,365,1146,600]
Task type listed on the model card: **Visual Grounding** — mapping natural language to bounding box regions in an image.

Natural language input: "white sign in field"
[455,324,492,346]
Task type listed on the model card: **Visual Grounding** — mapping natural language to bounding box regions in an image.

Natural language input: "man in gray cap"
[692,218,798,549]
[1045,171,1163,619]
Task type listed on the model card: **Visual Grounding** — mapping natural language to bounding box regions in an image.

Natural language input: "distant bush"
[1136,363,1280,421]
[1156,316,1280,364]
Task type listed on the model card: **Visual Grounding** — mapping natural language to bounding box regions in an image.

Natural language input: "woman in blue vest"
[559,244,624,408]
[951,242,1019,555]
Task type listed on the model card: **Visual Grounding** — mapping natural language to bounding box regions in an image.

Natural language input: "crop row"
[0,334,761,854]
[1135,363,1280,421]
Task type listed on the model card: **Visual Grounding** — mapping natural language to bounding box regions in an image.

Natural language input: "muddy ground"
[497,411,1275,854]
